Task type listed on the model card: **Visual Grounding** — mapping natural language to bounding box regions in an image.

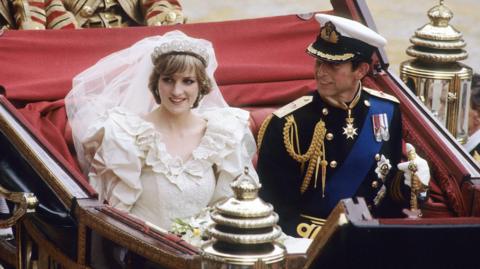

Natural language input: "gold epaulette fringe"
[282,115,327,195]
[257,114,273,151]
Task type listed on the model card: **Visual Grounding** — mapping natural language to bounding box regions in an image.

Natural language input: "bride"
[65,30,259,230]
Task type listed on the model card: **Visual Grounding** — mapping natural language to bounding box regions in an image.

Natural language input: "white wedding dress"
[82,106,258,230]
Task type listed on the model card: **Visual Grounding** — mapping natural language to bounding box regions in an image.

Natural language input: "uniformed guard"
[63,0,184,28]
[0,0,184,29]
[257,14,431,238]
[1,0,48,30]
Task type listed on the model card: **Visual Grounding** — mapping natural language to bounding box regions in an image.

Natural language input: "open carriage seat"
[2,22,478,218]
[1,0,480,268]
[0,13,324,268]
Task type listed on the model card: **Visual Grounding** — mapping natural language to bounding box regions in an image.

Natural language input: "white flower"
[169,207,213,247]
[182,229,203,247]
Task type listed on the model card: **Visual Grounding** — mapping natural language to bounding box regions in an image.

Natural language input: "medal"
[342,109,357,139]
[372,113,390,142]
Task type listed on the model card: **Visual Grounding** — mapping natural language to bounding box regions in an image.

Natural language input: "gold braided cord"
[319,142,328,197]
[282,116,327,194]
[257,114,273,150]
[290,122,307,171]
[306,44,355,61]
[283,116,318,163]
[301,126,327,194]
[301,141,321,194]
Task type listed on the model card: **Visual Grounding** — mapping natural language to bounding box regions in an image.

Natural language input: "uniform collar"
[320,82,362,111]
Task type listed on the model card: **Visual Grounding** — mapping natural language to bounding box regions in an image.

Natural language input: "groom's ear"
[354,62,370,80]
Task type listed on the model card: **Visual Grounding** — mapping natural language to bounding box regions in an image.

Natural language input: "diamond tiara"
[151,39,210,66]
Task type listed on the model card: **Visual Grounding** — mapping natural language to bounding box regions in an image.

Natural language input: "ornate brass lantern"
[400,0,473,144]
[201,168,286,269]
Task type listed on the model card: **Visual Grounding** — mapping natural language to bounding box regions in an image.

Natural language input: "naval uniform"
[257,87,408,238]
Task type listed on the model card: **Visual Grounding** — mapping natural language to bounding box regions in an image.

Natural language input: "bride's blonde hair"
[148,53,212,107]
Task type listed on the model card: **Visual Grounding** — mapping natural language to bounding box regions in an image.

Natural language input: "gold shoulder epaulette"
[363,87,399,104]
[273,96,313,118]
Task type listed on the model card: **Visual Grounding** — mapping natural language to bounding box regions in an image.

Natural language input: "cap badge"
[320,21,339,44]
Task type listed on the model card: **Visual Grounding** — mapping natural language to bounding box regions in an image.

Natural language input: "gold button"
[165,11,177,23]
[326,133,334,141]
[371,181,379,188]
[364,100,371,107]
[81,6,94,17]
[375,154,380,161]
[330,161,337,168]
[322,108,329,116]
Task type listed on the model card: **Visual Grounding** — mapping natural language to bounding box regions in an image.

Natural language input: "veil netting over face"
[65,30,228,173]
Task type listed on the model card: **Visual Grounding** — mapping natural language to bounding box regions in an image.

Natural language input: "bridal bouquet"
[170,207,213,247]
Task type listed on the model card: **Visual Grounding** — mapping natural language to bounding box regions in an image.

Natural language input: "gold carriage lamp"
[201,167,286,269]
[0,185,38,229]
[400,0,473,144]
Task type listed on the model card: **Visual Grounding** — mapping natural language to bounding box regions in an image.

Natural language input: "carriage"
[0,0,480,268]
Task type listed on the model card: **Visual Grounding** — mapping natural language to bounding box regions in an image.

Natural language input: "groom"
[257,14,430,238]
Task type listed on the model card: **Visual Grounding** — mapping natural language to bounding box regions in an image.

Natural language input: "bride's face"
[157,68,199,115]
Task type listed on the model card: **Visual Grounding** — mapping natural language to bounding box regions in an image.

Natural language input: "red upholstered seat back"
[1,14,321,198]
[1,13,477,218]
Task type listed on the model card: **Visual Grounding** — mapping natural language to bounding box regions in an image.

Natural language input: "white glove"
[397,143,430,187]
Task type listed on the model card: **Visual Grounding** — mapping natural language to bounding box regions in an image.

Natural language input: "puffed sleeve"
[82,108,152,212]
[201,108,259,205]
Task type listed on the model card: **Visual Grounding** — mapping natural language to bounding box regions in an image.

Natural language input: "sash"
[323,96,394,212]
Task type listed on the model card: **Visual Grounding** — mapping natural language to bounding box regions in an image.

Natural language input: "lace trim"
[134,107,250,190]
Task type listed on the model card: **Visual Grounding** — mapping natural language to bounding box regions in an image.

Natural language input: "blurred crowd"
[0,0,184,29]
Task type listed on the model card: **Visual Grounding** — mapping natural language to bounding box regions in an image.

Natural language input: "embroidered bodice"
[82,106,258,230]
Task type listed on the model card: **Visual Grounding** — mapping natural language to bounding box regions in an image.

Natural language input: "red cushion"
[0,12,473,217]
